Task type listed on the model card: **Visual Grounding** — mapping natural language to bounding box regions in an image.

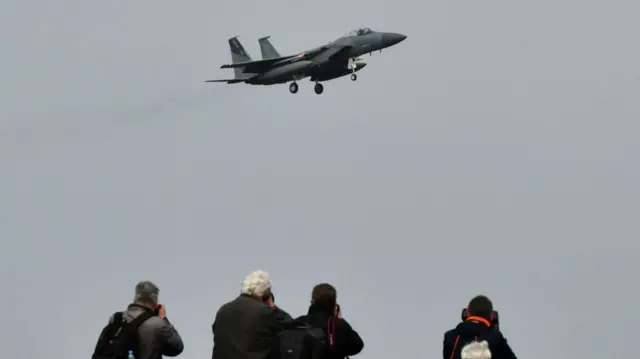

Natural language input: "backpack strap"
[449,335,460,359]
[113,309,157,356]
[122,310,156,341]
[128,310,156,328]
[326,317,350,359]
[326,316,336,348]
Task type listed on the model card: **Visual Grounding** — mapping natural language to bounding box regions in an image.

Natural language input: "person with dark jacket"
[294,283,364,359]
[212,270,280,359]
[443,295,517,359]
[104,281,184,359]
[267,292,294,325]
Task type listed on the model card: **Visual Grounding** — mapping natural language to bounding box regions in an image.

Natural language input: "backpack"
[450,335,492,359]
[460,340,491,359]
[279,317,339,359]
[91,310,155,359]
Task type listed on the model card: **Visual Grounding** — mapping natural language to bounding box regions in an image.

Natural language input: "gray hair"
[241,270,272,299]
[134,280,159,305]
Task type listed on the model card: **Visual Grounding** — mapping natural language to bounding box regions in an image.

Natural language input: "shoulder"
[216,299,235,313]
[336,317,355,330]
[484,328,507,343]
[217,296,259,315]
[292,315,313,327]
[138,315,169,333]
[107,312,118,323]
[232,295,266,310]
[232,295,275,319]
[443,327,459,342]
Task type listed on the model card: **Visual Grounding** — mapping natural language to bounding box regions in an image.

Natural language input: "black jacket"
[274,306,294,325]
[212,294,280,359]
[443,319,517,359]
[294,305,364,359]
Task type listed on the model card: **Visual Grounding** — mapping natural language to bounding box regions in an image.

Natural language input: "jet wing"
[326,45,353,60]
[204,79,246,84]
[220,45,340,73]
[220,55,300,73]
[303,45,353,70]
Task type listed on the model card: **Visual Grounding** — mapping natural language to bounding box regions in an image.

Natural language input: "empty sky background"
[1,0,638,358]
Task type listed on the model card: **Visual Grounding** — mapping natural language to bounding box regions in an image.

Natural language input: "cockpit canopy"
[345,28,374,37]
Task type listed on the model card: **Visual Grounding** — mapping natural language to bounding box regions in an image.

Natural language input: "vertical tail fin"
[228,37,253,77]
[258,36,281,59]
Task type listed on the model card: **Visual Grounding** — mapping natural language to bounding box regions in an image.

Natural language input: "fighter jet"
[205,28,407,95]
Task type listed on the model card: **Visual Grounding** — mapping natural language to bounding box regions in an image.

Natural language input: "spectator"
[212,270,280,359]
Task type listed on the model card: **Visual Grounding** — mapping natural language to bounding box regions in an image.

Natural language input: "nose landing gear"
[347,57,361,81]
[314,83,324,94]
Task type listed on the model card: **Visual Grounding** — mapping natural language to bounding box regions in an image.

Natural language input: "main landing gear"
[288,81,324,95]
[289,82,298,93]
[351,74,357,81]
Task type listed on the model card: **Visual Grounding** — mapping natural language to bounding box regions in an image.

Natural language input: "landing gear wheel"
[350,74,357,81]
[314,83,324,94]
[289,82,299,93]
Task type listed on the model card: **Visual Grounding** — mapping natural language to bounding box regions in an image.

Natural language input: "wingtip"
[258,35,271,40]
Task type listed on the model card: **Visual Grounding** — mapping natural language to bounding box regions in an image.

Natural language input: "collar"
[465,316,491,327]
[127,303,156,312]
[307,303,334,315]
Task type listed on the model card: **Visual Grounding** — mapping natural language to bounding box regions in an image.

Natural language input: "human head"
[241,270,272,300]
[134,280,159,309]
[467,295,493,319]
[311,283,337,311]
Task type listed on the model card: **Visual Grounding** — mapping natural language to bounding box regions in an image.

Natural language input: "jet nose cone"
[382,32,407,47]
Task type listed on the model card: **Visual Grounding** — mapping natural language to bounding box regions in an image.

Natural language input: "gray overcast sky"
[1,0,638,358]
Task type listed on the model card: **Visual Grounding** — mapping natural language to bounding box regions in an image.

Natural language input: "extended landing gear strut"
[348,58,359,81]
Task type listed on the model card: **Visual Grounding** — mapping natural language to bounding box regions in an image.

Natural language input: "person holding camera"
[91,281,184,359]
[211,270,281,359]
[442,295,517,359]
[293,283,364,359]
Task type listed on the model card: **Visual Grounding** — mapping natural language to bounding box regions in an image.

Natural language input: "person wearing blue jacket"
[443,295,517,359]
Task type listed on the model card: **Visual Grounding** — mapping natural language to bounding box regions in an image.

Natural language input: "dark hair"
[312,283,337,309]
[468,295,493,319]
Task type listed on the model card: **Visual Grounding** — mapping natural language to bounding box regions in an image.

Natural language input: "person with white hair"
[442,295,517,359]
[211,270,282,359]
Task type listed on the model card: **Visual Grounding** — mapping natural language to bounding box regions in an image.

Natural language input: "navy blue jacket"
[443,318,517,359]
[294,305,364,359]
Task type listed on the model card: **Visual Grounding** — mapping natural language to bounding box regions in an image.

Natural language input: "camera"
[461,308,499,330]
